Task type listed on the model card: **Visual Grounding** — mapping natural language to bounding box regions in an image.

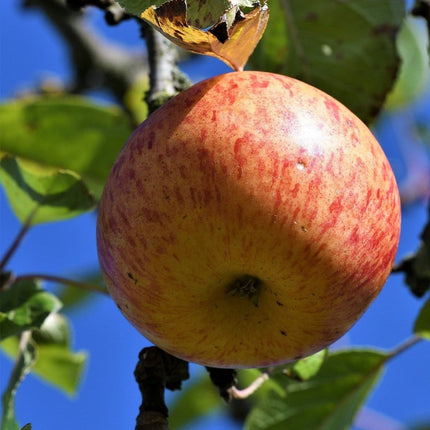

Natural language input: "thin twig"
[228,372,270,399]
[0,223,31,273]
[14,273,108,295]
[387,335,423,361]
[0,207,38,272]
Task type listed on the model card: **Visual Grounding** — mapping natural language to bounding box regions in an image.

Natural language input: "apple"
[97,71,401,368]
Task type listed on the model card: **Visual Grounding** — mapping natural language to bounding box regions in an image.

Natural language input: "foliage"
[250,0,405,123]
[385,15,430,109]
[0,280,61,340]
[414,297,430,340]
[244,350,388,430]
[0,96,132,199]
[1,0,429,429]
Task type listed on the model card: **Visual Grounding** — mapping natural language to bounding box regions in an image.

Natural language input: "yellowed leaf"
[141,0,269,71]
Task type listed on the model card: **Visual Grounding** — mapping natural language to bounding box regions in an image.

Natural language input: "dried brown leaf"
[141,0,269,71]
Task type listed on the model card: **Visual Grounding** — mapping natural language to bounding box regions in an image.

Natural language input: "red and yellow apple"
[97,71,401,368]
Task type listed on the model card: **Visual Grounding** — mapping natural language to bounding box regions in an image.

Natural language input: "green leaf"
[245,349,387,430]
[385,16,430,109]
[0,95,132,198]
[0,280,62,341]
[117,0,154,16]
[414,298,430,340]
[0,155,95,225]
[1,314,87,396]
[124,76,150,125]
[249,0,405,123]
[118,0,251,28]
[31,313,70,346]
[169,373,221,429]
[285,349,328,381]
[186,0,233,28]
[1,332,37,430]
[30,343,87,396]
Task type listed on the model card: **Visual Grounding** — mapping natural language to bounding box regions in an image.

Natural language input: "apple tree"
[1,0,430,429]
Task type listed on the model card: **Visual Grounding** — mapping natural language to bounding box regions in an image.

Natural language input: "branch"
[205,367,238,402]
[22,0,147,106]
[141,23,191,114]
[134,347,189,430]
[65,0,133,25]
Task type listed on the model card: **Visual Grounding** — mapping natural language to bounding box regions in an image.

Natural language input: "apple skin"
[97,71,401,368]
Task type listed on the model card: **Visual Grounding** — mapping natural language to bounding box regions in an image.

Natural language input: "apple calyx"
[226,275,262,307]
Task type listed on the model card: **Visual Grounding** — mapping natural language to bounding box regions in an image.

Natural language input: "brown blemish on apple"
[127,272,138,284]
